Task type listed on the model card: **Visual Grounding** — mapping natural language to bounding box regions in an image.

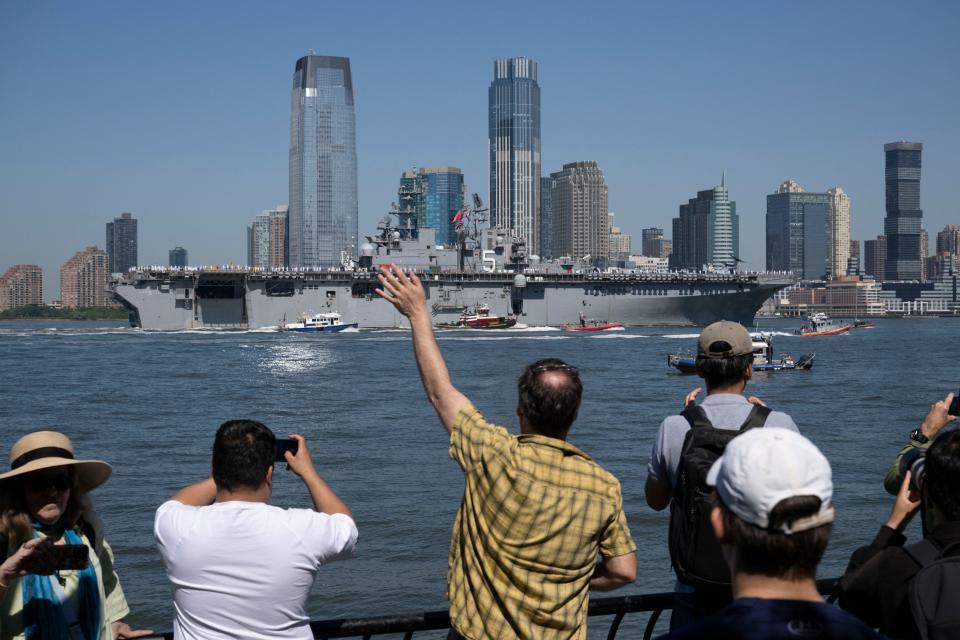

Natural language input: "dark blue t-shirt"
[658,598,886,639]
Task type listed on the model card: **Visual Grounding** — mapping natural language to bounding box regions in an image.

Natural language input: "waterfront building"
[628,255,669,274]
[169,247,188,268]
[106,212,137,274]
[771,277,884,317]
[864,235,887,280]
[60,247,109,308]
[549,161,608,264]
[0,265,42,311]
[642,227,670,258]
[608,212,632,262]
[765,180,830,280]
[540,176,553,258]
[397,167,465,247]
[489,57,540,251]
[883,141,923,280]
[247,206,289,269]
[826,187,851,278]
[289,55,358,268]
[671,177,739,271]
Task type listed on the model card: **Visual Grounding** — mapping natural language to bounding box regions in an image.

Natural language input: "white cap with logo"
[706,428,835,534]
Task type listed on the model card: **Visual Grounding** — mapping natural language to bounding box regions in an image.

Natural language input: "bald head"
[517,359,583,438]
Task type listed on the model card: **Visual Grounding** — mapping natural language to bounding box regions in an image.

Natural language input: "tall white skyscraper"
[827,187,851,278]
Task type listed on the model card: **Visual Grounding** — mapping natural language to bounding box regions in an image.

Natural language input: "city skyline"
[1,2,958,300]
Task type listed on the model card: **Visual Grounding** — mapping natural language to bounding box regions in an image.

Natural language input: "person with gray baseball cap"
[645,320,800,630]
[657,428,884,639]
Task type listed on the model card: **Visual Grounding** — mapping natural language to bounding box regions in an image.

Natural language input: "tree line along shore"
[0,305,128,320]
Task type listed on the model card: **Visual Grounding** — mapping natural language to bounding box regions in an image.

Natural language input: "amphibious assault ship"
[111,200,794,331]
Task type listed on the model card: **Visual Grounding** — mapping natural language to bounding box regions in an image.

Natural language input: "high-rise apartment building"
[169,247,188,268]
[921,228,929,281]
[397,167,465,247]
[489,57,540,251]
[607,212,632,262]
[540,176,553,258]
[289,55,358,268]
[549,162,608,263]
[0,265,43,311]
[60,247,109,308]
[884,141,923,280]
[671,177,739,271]
[936,224,960,255]
[247,206,289,269]
[765,180,830,280]
[106,212,137,274]
[848,240,861,275]
[826,187,851,278]
[864,235,887,279]
[641,228,672,259]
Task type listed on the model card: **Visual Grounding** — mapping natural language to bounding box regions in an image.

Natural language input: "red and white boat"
[564,315,624,332]
[436,305,517,329]
[795,313,852,337]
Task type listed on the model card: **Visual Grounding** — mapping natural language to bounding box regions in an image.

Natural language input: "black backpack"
[668,403,770,590]
[903,538,960,640]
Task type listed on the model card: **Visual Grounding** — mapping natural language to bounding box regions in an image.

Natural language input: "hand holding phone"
[949,389,960,417]
[20,543,89,575]
[275,439,299,470]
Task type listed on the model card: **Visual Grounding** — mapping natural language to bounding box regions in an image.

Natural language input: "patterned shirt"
[447,404,636,640]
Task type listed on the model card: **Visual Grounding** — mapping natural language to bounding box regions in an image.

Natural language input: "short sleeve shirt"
[647,394,799,489]
[447,404,636,640]
[155,500,358,640]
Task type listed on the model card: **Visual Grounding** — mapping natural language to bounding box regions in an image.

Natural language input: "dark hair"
[517,358,583,438]
[720,495,832,581]
[925,430,960,521]
[212,420,276,492]
[0,467,90,546]
[695,341,754,390]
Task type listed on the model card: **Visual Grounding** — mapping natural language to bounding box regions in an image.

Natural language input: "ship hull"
[112,271,792,331]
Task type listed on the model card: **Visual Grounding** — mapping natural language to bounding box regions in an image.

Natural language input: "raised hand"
[375,265,428,320]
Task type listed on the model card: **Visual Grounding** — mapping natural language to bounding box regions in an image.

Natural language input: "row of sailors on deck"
[2,265,958,639]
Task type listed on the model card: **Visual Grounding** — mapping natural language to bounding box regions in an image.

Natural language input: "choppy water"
[1,318,957,637]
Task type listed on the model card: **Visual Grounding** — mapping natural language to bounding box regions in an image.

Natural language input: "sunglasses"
[24,472,71,493]
[529,362,580,376]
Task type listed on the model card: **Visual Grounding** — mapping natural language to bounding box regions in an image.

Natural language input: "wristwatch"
[909,428,929,444]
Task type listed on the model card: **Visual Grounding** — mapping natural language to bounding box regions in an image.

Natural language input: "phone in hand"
[22,544,89,575]
[950,388,960,417]
[275,438,299,464]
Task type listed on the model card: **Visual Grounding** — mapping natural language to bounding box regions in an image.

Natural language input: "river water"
[1,318,956,637]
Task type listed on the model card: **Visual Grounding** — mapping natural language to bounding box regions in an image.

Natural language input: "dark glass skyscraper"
[765,180,831,280]
[106,212,137,274]
[489,57,540,251]
[883,141,923,281]
[670,179,739,271]
[397,167,465,247]
[169,247,188,268]
[289,55,358,268]
[539,176,552,258]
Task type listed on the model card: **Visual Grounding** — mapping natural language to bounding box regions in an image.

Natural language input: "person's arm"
[169,477,216,506]
[883,392,955,495]
[590,552,637,591]
[285,434,351,517]
[376,265,469,432]
[645,476,672,511]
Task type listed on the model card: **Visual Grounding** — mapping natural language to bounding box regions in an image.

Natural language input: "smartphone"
[22,544,89,575]
[275,438,299,462]
[950,388,960,417]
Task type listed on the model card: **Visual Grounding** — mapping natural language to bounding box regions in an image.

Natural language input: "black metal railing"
[145,578,839,640]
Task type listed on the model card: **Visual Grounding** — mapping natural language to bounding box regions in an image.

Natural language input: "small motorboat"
[668,334,814,373]
[795,313,852,337]
[282,312,358,333]
[436,305,517,329]
[851,319,875,329]
[564,322,624,332]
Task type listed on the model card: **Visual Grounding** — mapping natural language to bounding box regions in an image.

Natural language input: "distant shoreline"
[0,306,128,321]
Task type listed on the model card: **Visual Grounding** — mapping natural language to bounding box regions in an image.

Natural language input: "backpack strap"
[903,538,943,569]
[680,405,714,430]
[739,404,771,432]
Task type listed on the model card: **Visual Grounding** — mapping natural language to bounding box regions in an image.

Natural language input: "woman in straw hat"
[0,431,152,639]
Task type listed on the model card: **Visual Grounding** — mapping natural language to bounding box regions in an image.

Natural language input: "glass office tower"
[765,180,831,280]
[670,178,739,271]
[106,212,137,274]
[883,141,923,281]
[489,57,540,251]
[289,55,358,268]
[397,168,465,247]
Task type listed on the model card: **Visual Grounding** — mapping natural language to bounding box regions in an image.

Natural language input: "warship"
[111,197,794,331]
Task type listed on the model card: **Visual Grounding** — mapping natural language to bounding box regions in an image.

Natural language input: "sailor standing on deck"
[376,265,637,640]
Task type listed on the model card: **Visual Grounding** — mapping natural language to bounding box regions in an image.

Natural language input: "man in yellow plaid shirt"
[377,265,637,640]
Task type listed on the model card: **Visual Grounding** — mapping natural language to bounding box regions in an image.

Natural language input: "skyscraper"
[549,161,608,263]
[864,235,887,279]
[61,247,109,308]
[289,55,358,268]
[106,212,137,274]
[169,247,188,268]
[489,57,540,251]
[848,240,861,275]
[247,206,289,269]
[642,228,669,258]
[0,265,42,311]
[540,176,553,258]
[826,187,850,278]
[765,180,830,280]
[936,224,960,255]
[883,141,923,280]
[397,167,465,247]
[608,212,632,262]
[671,177,739,271]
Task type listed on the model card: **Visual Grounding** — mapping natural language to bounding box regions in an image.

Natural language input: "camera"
[899,447,927,492]
[950,388,960,417]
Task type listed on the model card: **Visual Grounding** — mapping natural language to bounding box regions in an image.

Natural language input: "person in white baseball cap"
[657,428,884,639]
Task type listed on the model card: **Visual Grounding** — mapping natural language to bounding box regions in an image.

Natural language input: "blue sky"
[1,1,958,300]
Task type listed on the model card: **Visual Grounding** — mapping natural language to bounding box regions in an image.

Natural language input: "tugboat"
[796,313,852,337]
[668,334,814,373]
[564,313,624,332]
[435,304,517,329]
[282,312,358,333]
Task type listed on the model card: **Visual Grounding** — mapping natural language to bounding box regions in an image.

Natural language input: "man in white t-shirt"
[154,420,358,640]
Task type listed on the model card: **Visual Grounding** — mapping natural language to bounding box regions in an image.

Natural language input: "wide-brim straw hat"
[0,431,112,493]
